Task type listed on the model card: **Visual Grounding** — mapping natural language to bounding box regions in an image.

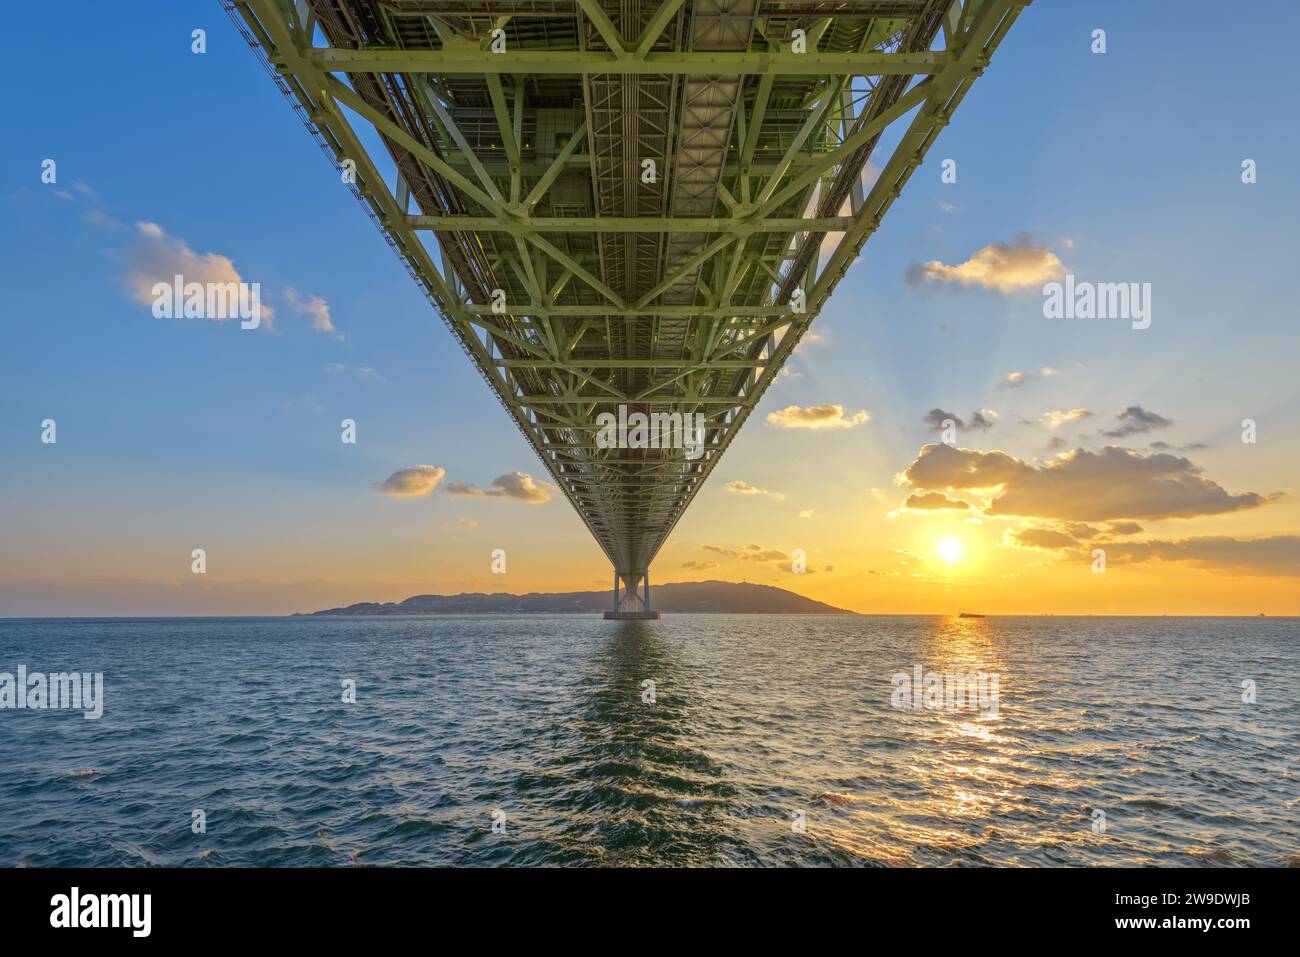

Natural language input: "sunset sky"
[2,1,1298,616]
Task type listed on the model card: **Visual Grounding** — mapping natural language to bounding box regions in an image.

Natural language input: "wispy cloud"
[1003,367,1059,389]
[124,222,274,325]
[725,479,784,500]
[702,544,788,562]
[1006,527,1300,577]
[285,288,340,339]
[1040,408,1092,430]
[325,362,383,381]
[1008,526,1082,551]
[1098,535,1300,576]
[767,403,869,430]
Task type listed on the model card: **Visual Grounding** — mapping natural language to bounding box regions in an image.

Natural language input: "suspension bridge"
[225,0,1026,618]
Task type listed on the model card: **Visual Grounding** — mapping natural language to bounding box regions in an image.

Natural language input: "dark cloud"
[903,443,1270,522]
[1008,526,1300,577]
[922,408,996,432]
[1101,406,1173,438]
[1010,527,1079,550]
[702,544,789,562]
[904,491,971,510]
[1150,440,1207,453]
[1101,536,1300,577]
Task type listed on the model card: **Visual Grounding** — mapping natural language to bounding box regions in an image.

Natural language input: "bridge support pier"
[603,569,660,620]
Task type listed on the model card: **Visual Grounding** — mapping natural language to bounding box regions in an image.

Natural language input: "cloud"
[905,236,1065,293]
[50,180,95,203]
[374,465,445,497]
[1008,529,1300,577]
[701,544,789,562]
[124,222,274,325]
[1149,441,1207,453]
[445,471,554,503]
[904,491,971,511]
[1101,406,1173,437]
[903,443,1025,491]
[682,560,719,570]
[922,408,996,432]
[1004,367,1059,389]
[85,208,125,231]
[325,362,383,381]
[1040,408,1092,430]
[725,479,784,500]
[285,288,339,338]
[799,509,814,519]
[902,443,1270,522]
[1005,520,1130,548]
[1096,535,1300,577]
[1009,526,1080,551]
[1061,522,1102,539]
[767,403,869,430]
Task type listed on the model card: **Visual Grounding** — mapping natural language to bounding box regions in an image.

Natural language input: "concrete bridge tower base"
[603,569,660,620]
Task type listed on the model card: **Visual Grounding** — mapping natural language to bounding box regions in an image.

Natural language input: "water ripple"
[0,614,1296,866]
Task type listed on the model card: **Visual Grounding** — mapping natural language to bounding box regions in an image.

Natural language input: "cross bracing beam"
[227,0,1027,584]
[462,304,793,317]
[304,48,951,76]
[409,216,857,233]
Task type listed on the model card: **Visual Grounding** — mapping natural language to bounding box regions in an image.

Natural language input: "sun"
[936,537,964,564]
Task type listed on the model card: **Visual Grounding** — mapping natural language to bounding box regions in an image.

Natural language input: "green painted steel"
[225,0,1027,592]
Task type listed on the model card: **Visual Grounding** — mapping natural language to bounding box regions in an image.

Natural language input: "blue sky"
[2,1,1298,615]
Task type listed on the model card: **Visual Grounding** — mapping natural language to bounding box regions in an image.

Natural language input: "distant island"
[300,580,854,616]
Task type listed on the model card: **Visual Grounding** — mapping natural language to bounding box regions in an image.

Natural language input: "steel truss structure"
[226,0,1026,612]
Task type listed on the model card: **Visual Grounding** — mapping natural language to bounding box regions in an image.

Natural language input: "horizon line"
[2,613,1294,621]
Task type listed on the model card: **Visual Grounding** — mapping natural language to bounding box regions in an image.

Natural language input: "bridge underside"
[227,0,1024,612]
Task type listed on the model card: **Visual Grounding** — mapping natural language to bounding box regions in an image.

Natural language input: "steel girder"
[225,0,1026,582]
